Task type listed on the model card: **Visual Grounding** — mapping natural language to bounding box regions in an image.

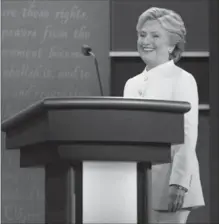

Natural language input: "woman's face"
[137,19,173,68]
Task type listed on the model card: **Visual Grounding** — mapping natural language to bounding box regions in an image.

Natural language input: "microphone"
[81,44,104,96]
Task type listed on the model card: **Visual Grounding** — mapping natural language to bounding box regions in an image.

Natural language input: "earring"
[168,48,173,60]
[168,48,172,54]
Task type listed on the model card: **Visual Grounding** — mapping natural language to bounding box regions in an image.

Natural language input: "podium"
[1,97,190,224]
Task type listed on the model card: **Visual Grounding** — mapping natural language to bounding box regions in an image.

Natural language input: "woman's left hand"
[168,185,186,212]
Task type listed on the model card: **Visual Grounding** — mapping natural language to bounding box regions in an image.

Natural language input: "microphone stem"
[90,52,104,96]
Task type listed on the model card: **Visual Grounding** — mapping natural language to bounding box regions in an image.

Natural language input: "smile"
[142,48,154,52]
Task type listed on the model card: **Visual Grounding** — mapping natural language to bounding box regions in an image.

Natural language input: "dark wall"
[209,0,219,222]
[111,0,209,51]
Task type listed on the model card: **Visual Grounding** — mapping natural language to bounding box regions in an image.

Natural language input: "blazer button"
[139,90,143,96]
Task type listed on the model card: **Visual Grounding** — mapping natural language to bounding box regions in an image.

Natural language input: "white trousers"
[151,210,191,224]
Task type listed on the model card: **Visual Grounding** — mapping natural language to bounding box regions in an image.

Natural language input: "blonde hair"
[136,7,186,63]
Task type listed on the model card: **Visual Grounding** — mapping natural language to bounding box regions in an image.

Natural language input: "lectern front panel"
[48,109,184,144]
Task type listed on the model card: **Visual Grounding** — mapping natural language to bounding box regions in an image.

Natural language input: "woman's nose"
[138,37,152,46]
[143,35,153,44]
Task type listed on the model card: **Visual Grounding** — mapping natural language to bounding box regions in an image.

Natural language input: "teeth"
[143,48,154,51]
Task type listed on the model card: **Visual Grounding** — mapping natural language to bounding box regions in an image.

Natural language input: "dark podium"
[1,97,190,224]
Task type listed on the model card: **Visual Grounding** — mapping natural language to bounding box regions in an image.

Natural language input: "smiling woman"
[137,20,172,70]
[123,7,205,224]
[136,7,186,70]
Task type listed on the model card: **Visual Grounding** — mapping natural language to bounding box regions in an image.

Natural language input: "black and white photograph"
[1,0,218,223]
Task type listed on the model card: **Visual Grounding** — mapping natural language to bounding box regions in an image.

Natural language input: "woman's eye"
[153,35,159,38]
[138,32,146,38]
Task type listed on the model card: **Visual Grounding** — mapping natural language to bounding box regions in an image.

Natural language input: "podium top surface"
[1,97,190,132]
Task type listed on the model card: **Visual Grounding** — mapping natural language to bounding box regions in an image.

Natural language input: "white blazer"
[123,60,205,210]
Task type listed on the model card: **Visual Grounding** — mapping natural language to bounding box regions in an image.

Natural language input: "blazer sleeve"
[169,72,199,190]
[123,79,133,97]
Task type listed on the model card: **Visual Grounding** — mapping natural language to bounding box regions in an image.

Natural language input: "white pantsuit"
[123,60,205,221]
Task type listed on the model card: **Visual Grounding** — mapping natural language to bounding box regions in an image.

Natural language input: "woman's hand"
[168,185,186,212]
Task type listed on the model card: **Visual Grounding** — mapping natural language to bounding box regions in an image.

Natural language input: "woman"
[123,7,205,223]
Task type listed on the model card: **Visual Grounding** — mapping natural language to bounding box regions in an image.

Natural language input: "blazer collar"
[143,60,175,78]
